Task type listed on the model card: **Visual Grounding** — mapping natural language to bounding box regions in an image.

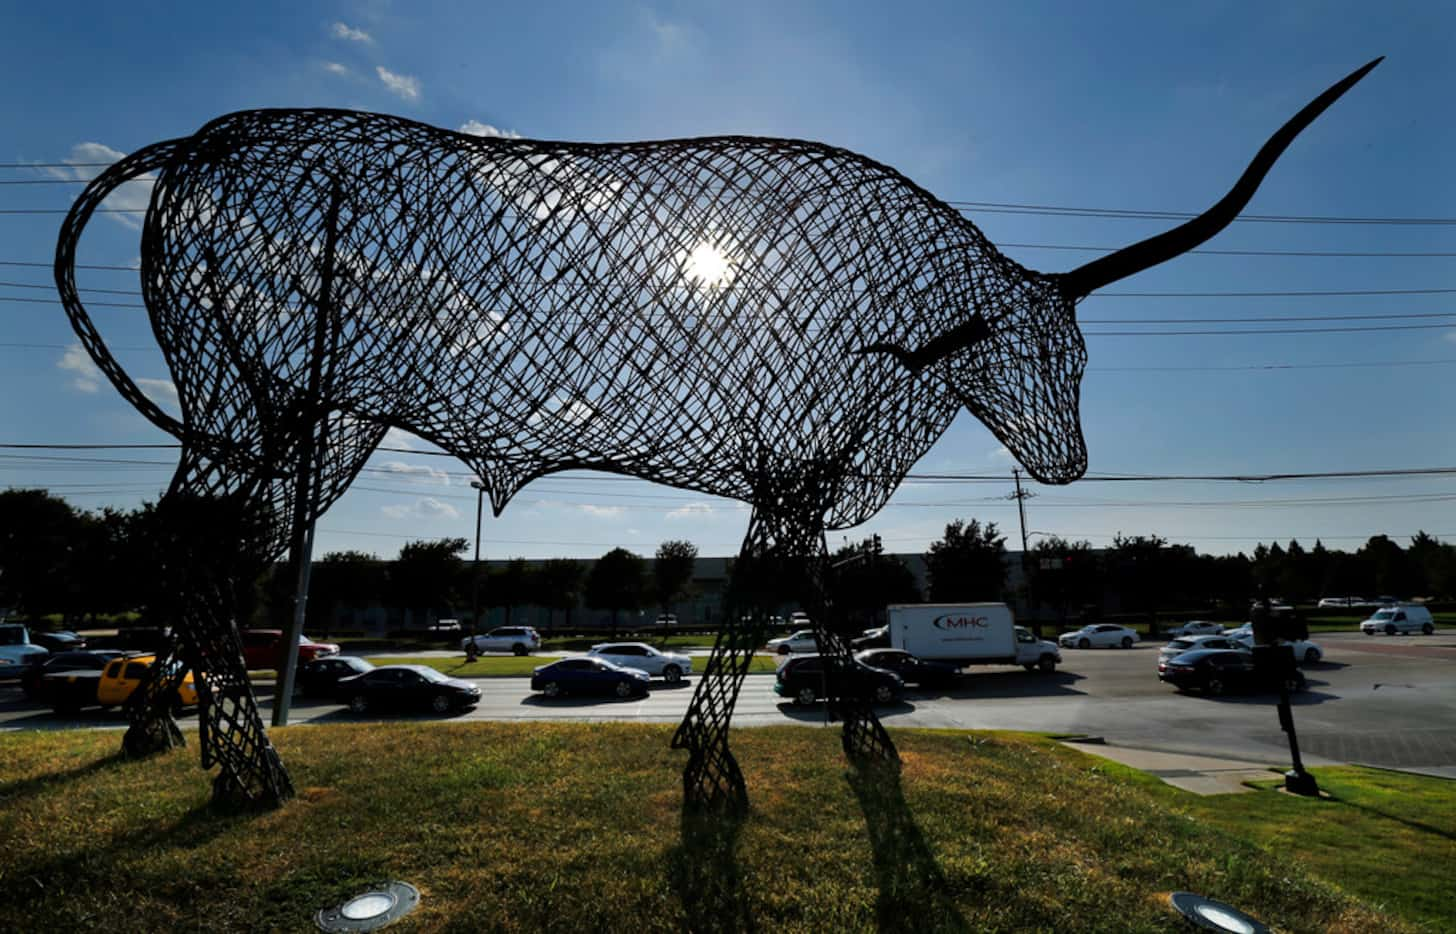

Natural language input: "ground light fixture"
[1168,892,1270,933]
[316,881,420,932]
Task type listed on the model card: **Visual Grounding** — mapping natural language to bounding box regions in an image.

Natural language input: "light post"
[469,480,485,659]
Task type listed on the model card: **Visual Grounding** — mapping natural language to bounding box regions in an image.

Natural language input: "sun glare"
[685,242,734,288]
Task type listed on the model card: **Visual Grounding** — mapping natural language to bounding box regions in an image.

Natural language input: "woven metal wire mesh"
[58,110,1094,806]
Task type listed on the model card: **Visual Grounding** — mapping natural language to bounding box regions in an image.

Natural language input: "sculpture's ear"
[855,313,991,373]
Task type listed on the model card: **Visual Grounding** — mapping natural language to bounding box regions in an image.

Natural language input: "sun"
[684,241,734,288]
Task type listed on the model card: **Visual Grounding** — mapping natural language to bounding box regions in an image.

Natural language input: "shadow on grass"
[669,809,755,933]
[1321,790,1456,843]
[0,748,128,806]
[848,766,970,934]
[9,792,250,913]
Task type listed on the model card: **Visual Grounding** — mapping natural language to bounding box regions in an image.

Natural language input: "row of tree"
[3,488,1452,627]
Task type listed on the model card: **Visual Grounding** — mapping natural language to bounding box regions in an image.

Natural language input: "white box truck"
[886,603,1061,672]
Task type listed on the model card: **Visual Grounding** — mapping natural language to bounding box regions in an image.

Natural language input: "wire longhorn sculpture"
[55,60,1378,810]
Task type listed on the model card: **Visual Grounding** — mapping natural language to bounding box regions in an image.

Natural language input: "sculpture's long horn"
[1060,57,1382,299]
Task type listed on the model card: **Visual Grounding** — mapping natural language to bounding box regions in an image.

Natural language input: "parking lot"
[3,630,1454,778]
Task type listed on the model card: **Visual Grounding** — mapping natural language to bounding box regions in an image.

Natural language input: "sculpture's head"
[861,58,1381,486]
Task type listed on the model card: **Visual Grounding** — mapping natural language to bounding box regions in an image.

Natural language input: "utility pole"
[468,480,485,661]
[1007,468,1037,634]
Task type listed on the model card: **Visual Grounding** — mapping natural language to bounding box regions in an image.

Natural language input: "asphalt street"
[4,631,1454,777]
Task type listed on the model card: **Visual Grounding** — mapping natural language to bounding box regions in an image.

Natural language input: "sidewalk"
[1058,737,1281,795]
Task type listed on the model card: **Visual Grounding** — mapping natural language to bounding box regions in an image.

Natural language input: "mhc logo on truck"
[931,614,990,631]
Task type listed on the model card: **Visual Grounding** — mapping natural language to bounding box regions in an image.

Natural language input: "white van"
[1360,604,1435,636]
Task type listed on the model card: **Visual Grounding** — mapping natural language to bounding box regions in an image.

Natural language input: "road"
[4,631,1454,777]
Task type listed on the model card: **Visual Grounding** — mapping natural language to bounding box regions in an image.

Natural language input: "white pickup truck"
[887,603,1062,673]
[0,622,49,678]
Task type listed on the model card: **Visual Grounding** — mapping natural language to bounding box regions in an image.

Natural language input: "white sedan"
[1167,620,1223,638]
[1229,633,1324,666]
[1059,624,1140,649]
[586,642,694,682]
[766,629,819,655]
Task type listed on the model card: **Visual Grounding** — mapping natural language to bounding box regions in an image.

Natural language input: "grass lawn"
[1181,768,1455,931]
[0,724,1428,933]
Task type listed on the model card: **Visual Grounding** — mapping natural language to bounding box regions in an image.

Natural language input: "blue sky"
[1,2,1453,562]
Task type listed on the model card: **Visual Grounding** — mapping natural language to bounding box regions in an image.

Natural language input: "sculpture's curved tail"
[54,139,188,438]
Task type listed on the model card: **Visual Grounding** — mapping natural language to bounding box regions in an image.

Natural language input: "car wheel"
[1303,648,1320,665]
[349,694,369,714]
[1422,623,1434,635]
[1206,678,1225,696]
[430,693,451,714]
[543,681,561,698]
[615,680,633,698]
[1078,638,1091,649]
[777,645,790,655]
[795,686,816,706]
[1038,656,1057,673]
[512,643,528,656]
[1385,624,1398,636]
[1120,637,1133,649]
[1022,663,1036,672]
[662,664,683,684]
[873,684,895,704]
[1363,629,1374,636]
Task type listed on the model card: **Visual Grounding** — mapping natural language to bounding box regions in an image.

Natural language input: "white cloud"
[376,66,421,101]
[666,501,715,520]
[579,504,624,519]
[382,427,417,449]
[42,142,153,230]
[418,497,459,519]
[1444,329,1456,344]
[380,459,451,485]
[330,22,372,43]
[989,446,1015,463]
[458,120,521,139]
[381,496,460,521]
[323,61,352,77]
[57,343,101,393]
[134,377,180,416]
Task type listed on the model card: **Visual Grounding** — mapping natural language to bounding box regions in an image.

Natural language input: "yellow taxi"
[97,654,199,708]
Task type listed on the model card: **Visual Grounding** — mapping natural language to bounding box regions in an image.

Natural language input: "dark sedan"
[20,650,123,698]
[334,664,481,714]
[854,648,960,687]
[30,630,87,653]
[1158,649,1306,696]
[774,654,904,706]
[530,657,651,699]
[296,655,375,697]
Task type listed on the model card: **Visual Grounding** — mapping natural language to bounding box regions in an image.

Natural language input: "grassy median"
[0,724,1429,933]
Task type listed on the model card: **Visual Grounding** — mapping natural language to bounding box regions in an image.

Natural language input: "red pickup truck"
[239,630,341,670]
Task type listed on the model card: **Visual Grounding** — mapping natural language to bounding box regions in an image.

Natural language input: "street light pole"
[469,480,485,658]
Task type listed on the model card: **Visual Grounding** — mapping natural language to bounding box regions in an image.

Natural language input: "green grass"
[1183,768,1455,930]
[0,725,1422,933]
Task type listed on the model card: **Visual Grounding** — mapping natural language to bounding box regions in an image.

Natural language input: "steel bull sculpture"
[56,60,1378,809]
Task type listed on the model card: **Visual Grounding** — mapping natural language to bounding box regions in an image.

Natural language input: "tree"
[534,558,584,631]
[491,557,530,626]
[0,489,85,620]
[1107,533,1171,620]
[311,551,383,632]
[923,519,1006,602]
[826,534,920,630]
[653,540,698,618]
[1029,536,1097,624]
[389,538,468,625]
[584,548,647,633]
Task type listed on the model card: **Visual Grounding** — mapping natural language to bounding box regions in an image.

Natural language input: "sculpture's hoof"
[121,720,185,759]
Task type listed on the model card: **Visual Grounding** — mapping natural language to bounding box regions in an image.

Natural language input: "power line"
[998,242,1456,259]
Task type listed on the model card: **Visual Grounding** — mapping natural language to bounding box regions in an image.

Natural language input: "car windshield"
[0,627,25,645]
[1169,639,1192,649]
[411,666,450,683]
[1373,610,1395,620]
[347,658,375,673]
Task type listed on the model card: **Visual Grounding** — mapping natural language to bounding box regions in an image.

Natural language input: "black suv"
[774,654,903,706]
